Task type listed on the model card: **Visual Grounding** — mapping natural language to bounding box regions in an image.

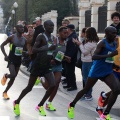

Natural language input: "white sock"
[97,106,103,109]
[102,93,107,98]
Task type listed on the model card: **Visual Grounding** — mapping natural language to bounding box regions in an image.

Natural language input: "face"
[59,29,68,40]
[45,21,54,33]
[17,25,24,34]
[28,27,33,34]
[112,16,120,24]
[62,21,69,27]
[33,24,36,28]
[106,30,117,42]
[81,32,85,38]
[36,20,41,26]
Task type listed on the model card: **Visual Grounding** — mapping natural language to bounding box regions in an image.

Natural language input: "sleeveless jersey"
[8,34,26,65]
[88,38,117,78]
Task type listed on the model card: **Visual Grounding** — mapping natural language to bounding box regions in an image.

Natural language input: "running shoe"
[3,92,10,100]
[85,95,93,101]
[96,106,103,116]
[13,101,20,116]
[68,103,74,119]
[100,114,111,120]
[35,78,41,85]
[46,102,56,111]
[1,74,7,86]
[36,106,46,116]
[98,91,106,107]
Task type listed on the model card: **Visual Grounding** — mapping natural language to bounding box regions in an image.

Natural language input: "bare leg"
[71,77,98,107]
[38,72,56,106]
[103,73,120,114]
[15,75,37,104]
[4,64,19,93]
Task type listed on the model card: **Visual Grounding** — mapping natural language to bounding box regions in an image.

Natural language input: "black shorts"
[7,61,21,68]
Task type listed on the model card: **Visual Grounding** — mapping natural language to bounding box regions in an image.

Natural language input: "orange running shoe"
[1,74,7,86]
[98,91,106,107]
[3,92,10,100]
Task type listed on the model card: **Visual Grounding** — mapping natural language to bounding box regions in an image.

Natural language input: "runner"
[13,20,56,116]
[41,26,70,111]
[96,12,120,117]
[1,24,26,100]
[67,26,120,120]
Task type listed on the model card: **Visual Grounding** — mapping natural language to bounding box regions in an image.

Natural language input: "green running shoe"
[35,78,41,85]
[68,103,74,119]
[39,106,46,116]
[46,102,56,111]
[100,114,111,120]
[13,101,20,116]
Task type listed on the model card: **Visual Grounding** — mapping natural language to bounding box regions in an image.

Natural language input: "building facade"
[78,0,120,36]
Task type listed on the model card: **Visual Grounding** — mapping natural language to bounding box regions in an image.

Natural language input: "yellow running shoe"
[35,78,41,85]
[68,103,74,119]
[13,101,20,116]
[35,105,46,116]
[46,102,56,111]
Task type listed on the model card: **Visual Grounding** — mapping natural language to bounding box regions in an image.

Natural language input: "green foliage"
[1,0,78,26]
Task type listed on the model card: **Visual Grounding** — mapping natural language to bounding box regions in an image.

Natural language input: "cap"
[66,24,75,30]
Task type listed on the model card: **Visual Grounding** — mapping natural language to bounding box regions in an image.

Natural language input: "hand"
[113,64,120,71]
[4,56,9,61]
[48,45,56,51]
[72,38,81,45]
[108,50,118,57]
[64,56,71,63]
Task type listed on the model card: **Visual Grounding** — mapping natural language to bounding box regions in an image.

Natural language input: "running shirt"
[114,37,120,72]
[88,38,117,78]
[30,33,55,76]
[8,34,26,66]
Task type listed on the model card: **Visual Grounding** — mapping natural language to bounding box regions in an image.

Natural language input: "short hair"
[28,25,33,29]
[81,27,87,33]
[111,12,120,19]
[58,26,67,32]
[62,19,70,24]
[32,21,36,24]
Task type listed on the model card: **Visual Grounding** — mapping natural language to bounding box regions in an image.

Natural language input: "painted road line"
[39,117,68,120]
[33,86,43,89]
[96,117,118,120]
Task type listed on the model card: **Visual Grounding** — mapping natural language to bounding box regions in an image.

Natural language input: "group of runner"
[1,12,120,120]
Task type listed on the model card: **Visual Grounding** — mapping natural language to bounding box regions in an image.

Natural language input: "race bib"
[55,51,64,62]
[47,43,53,55]
[15,47,23,56]
[105,52,114,63]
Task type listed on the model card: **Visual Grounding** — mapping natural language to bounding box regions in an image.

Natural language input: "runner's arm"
[92,40,116,60]
[1,35,13,58]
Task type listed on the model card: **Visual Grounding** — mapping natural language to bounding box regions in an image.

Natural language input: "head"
[105,26,117,42]
[32,20,36,28]
[62,19,70,27]
[22,21,27,26]
[35,17,41,26]
[58,26,68,40]
[28,25,34,34]
[44,20,54,33]
[81,27,87,38]
[16,24,24,34]
[66,24,75,35]
[85,27,99,42]
[111,12,120,24]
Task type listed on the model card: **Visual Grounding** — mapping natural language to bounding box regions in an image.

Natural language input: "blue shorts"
[52,64,62,72]
[113,71,120,81]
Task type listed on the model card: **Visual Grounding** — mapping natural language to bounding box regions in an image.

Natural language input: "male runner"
[1,24,26,100]
[67,26,120,120]
[13,20,56,116]
[96,12,120,117]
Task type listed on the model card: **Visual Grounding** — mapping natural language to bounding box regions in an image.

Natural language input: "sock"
[102,93,107,99]
[97,106,103,109]
[47,101,50,104]
[70,102,75,107]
